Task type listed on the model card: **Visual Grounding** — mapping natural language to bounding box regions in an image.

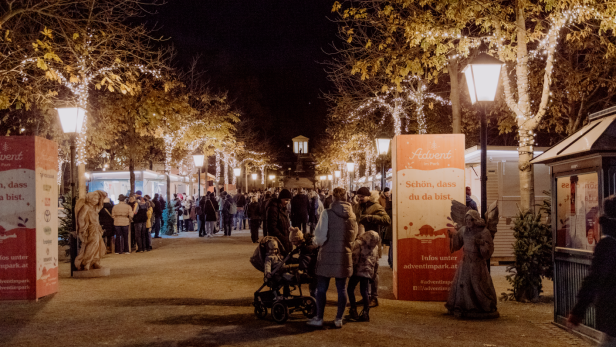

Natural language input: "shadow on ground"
[125,313,314,347]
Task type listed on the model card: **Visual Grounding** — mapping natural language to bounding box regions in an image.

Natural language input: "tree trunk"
[518,146,535,213]
[129,156,135,194]
[449,57,462,134]
[78,163,86,198]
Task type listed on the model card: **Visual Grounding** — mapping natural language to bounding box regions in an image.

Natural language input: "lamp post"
[57,107,85,277]
[319,175,326,190]
[251,173,257,191]
[462,52,504,273]
[346,160,355,193]
[334,170,341,188]
[327,174,333,190]
[192,152,204,202]
[462,52,504,219]
[234,168,241,191]
[375,137,391,191]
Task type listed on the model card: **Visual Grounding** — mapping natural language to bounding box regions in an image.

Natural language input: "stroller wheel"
[271,302,289,324]
[302,297,317,318]
[254,303,267,319]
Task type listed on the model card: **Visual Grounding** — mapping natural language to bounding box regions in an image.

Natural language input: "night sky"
[153,0,337,149]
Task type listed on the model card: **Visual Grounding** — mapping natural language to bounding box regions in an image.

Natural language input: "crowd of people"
[98,190,166,254]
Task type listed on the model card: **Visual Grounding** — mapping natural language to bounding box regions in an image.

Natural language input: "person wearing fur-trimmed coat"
[347,229,380,322]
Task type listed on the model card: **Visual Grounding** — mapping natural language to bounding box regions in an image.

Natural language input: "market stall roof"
[465,146,545,164]
[531,107,616,165]
[89,169,194,182]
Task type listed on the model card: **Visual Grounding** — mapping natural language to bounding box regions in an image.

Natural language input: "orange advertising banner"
[392,134,465,301]
[0,137,58,300]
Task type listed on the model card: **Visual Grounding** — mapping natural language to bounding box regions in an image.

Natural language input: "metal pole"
[480,103,490,272]
[381,157,386,191]
[197,167,201,202]
[69,136,77,277]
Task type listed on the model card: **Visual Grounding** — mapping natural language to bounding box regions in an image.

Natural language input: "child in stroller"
[250,228,318,323]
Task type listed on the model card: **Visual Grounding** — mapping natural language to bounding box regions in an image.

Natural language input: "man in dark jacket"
[568,196,616,344]
[153,194,163,238]
[222,192,235,236]
[291,189,310,233]
[266,188,293,254]
[353,187,391,307]
[234,191,247,230]
[261,193,272,236]
[246,196,262,243]
[98,197,115,254]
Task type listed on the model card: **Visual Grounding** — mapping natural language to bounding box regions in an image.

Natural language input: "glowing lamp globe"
[233,168,241,177]
[269,175,275,180]
[327,175,333,180]
[334,170,341,178]
[192,154,205,168]
[251,173,258,180]
[462,53,504,104]
[56,107,86,134]
[376,138,391,156]
[320,175,326,181]
[346,161,355,172]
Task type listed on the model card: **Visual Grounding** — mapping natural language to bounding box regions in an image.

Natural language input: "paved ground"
[0,229,591,347]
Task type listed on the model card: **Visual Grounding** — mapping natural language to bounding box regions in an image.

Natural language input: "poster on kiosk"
[392,134,465,301]
[0,136,58,300]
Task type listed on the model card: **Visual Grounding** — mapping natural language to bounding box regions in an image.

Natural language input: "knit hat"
[135,190,142,196]
[289,227,304,243]
[279,189,292,199]
[357,187,371,196]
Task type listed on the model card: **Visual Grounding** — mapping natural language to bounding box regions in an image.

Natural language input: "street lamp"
[233,167,241,191]
[192,151,204,202]
[251,173,257,190]
[56,107,85,277]
[269,174,275,189]
[375,137,391,191]
[462,51,504,273]
[346,160,355,193]
[462,52,504,220]
[327,174,333,190]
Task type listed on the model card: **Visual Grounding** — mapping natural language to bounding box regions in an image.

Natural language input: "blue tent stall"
[87,170,189,203]
[531,106,616,343]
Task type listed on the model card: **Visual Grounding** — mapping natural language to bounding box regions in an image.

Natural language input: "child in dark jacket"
[347,229,380,322]
[289,227,318,296]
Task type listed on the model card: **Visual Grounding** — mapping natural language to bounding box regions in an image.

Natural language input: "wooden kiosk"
[531,106,616,342]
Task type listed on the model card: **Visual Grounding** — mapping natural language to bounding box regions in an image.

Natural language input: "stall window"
[556,173,600,251]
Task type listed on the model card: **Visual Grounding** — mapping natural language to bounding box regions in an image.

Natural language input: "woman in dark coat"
[308,187,357,329]
[266,189,293,254]
[98,197,115,254]
[202,193,219,237]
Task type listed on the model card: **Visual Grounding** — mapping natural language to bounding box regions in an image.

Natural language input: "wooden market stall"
[531,106,616,342]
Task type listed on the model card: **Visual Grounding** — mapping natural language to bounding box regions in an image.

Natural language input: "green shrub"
[505,196,553,302]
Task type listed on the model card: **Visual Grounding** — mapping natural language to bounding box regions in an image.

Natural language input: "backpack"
[134,203,148,223]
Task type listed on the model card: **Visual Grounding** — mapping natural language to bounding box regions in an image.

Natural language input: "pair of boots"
[348,306,370,322]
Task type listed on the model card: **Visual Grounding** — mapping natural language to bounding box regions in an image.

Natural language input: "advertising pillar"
[392,134,465,301]
[0,136,58,300]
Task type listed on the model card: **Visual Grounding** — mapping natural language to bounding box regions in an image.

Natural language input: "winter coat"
[223,196,235,215]
[204,197,218,222]
[352,230,380,278]
[261,198,272,236]
[266,198,292,254]
[146,206,154,229]
[99,202,115,236]
[383,196,393,243]
[324,195,333,210]
[291,193,310,224]
[308,196,319,224]
[189,204,196,220]
[111,201,134,227]
[153,199,162,218]
[314,200,358,278]
[235,194,247,208]
[247,201,262,220]
[572,217,616,337]
[353,201,391,233]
